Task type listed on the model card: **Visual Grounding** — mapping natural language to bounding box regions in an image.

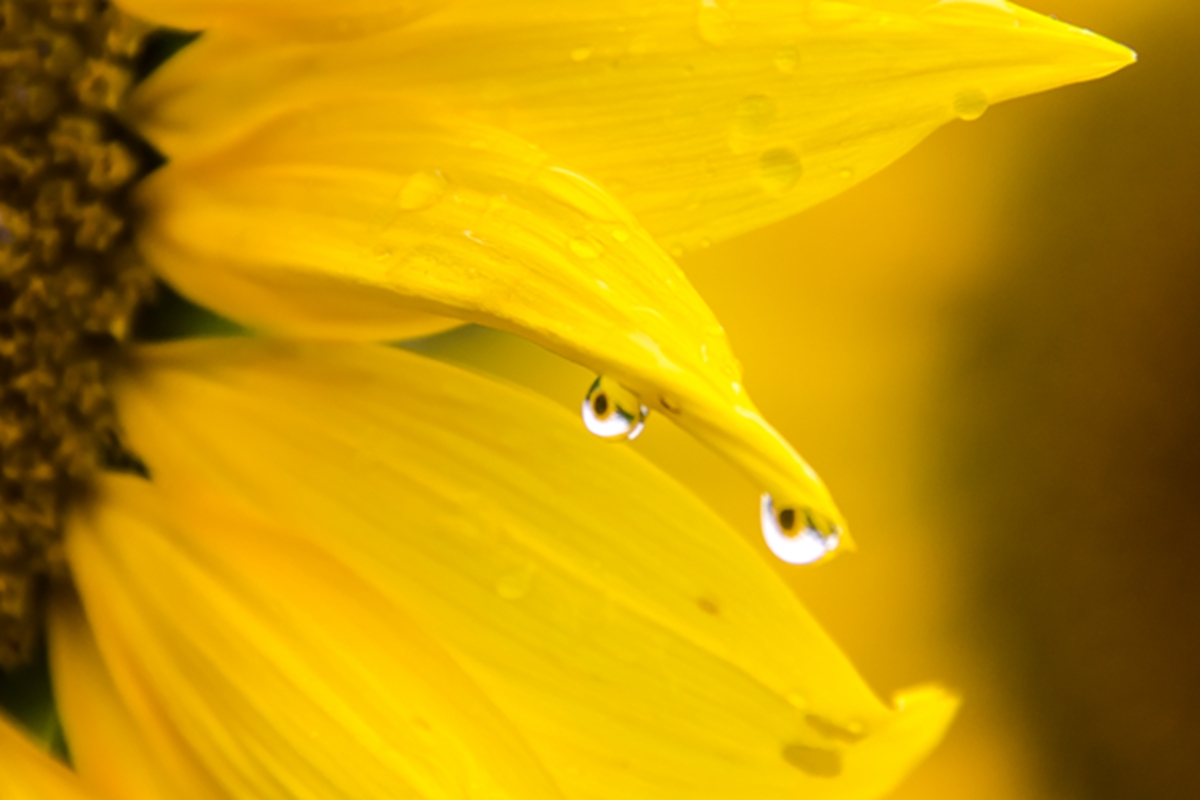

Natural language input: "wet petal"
[138,103,844,532]
[48,591,220,800]
[114,338,957,799]
[113,0,442,40]
[67,474,566,800]
[131,0,1134,250]
[0,713,95,800]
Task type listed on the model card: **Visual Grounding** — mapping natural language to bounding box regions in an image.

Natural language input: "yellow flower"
[0,1,1132,799]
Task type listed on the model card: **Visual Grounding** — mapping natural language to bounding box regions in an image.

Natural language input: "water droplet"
[696,0,734,45]
[398,170,449,211]
[569,237,602,259]
[571,46,593,62]
[805,713,868,743]
[774,45,800,74]
[838,167,855,181]
[781,743,843,777]
[495,563,538,600]
[758,148,803,195]
[582,377,649,441]
[952,88,989,121]
[760,494,840,565]
[611,227,631,243]
[733,95,776,136]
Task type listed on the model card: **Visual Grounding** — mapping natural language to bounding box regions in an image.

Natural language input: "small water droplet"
[952,88,989,121]
[569,237,602,259]
[774,45,800,74]
[696,0,734,44]
[398,170,449,211]
[838,167,855,180]
[732,95,776,136]
[786,693,809,711]
[781,743,843,778]
[806,713,869,743]
[669,244,685,259]
[758,148,803,195]
[760,494,840,565]
[571,46,593,62]
[582,377,649,441]
[611,227,631,243]
[495,563,538,600]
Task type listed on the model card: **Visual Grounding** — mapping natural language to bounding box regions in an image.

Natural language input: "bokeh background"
[420,2,1199,798]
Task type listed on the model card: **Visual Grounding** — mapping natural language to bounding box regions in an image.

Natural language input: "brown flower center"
[0,0,156,668]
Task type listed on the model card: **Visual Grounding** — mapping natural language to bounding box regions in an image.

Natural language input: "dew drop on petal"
[760,494,840,565]
[733,95,776,136]
[570,46,593,62]
[781,743,843,778]
[398,170,449,211]
[774,45,800,74]
[696,0,734,45]
[569,237,602,259]
[758,148,803,195]
[582,376,649,441]
[952,88,990,121]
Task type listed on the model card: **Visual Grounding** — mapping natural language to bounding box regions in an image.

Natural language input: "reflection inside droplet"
[760,494,840,565]
[582,376,649,440]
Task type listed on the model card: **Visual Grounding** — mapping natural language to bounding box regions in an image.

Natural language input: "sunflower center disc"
[0,0,156,667]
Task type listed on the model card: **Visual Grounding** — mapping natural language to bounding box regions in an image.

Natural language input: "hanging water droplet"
[569,237,602,259]
[582,377,649,441]
[398,170,449,211]
[758,148,803,195]
[952,88,989,121]
[695,0,734,45]
[760,494,840,565]
[495,563,538,600]
[774,45,800,74]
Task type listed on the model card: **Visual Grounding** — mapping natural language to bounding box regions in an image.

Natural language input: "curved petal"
[113,338,957,799]
[138,103,845,535]
[113,0,444,41]
[0,713,95,800]
[67,475,566,800]
[130,0,1134,250]
[48,591,221,800]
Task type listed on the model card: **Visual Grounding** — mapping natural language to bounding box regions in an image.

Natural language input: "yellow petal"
[0,713,95,800]
[114,0,441,40]
[67,474,566,800]
[138,103,845,536]
[114,338,955,798]
[131,0,1134,250]
[48,590,221,800]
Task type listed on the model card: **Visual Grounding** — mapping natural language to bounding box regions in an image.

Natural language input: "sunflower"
[0,1,1131,799]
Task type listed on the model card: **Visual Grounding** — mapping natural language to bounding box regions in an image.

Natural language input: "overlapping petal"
[114,0,444,41]
[0,712,96,800]
[104,338,956,800]
[48,592,221,800]
[67,473,565,800]
[137,103,845,535]
[130,0,1134,251]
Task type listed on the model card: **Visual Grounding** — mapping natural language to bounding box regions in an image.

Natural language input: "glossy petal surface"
[138,105,843,528]
[131,0,1134,251]
[110,338,956,800]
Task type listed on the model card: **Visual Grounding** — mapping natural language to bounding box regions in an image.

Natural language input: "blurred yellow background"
[421,2,1198,798]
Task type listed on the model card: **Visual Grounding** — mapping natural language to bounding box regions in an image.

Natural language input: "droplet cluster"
[0,0,155,667]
